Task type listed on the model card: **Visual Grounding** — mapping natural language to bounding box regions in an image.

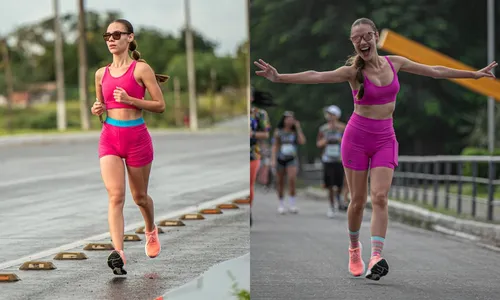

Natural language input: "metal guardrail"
[299,156,500,222]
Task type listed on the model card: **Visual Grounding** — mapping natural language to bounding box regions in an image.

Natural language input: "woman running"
[254,17,497,280]
[317,105,346,218]
[250,87,273,226]
[91,19,168,275]
[272,111,306,214]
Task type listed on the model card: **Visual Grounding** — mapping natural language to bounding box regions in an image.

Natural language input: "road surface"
[250,188,500,300]
[0,129,249,300]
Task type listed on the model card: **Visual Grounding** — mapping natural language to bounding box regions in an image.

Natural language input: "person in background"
[272,111,306,214]
[250,87,273,226]
[317,105,347,218]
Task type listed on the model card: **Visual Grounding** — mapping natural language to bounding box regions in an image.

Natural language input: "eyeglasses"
[102,31,131,42]
[349,32,375,43]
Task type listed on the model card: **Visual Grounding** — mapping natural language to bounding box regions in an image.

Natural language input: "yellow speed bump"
[199,208,223,215]
[19,261,56,271]
[54,252,88,260]
[83,243,114,251]
[123,234,142,242]
[0,273,20,282]
[180,213,205,220]
[158,219,185,227]
[217,203,239,209]
[233,198,250,205]
[136,226,165,234]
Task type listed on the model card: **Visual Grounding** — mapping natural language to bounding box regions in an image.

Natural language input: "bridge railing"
[299,156,500,222]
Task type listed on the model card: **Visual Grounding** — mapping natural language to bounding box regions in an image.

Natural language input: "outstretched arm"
[254,59,354,84]
[391,55,497,80]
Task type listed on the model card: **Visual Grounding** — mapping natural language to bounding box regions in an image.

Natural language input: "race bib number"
[326,144,340,157]
[280,144,296,157]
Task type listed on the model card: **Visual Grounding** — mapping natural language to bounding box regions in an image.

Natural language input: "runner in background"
[317,105,347,218]
[272,111,306,214]
[250,87,274,226]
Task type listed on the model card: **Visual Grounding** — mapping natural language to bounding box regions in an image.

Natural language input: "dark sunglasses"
[102,31,131,42]
[350,31,375,43]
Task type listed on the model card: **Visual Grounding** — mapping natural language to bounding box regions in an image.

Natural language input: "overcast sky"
[0,0,247,56]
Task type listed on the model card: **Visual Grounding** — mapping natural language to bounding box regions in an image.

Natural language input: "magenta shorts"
[98,117,154,168]
[341,112,398,171]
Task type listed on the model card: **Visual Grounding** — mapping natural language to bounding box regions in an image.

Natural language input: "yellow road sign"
[378,29,500,102]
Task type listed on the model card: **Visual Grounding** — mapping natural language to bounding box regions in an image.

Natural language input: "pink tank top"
[352,56,400,105]
[101,60,146,110]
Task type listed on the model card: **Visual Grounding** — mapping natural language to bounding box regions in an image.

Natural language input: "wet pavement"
[250,189,500,300]
[0,129,249,300]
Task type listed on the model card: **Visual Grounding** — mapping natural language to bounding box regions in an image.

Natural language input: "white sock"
[288,196,296,207]
[279,198,284,207]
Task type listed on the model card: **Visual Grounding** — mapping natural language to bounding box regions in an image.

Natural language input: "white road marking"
[0,189,249,270]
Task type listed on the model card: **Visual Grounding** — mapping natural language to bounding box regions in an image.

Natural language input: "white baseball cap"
[325,105,341,118]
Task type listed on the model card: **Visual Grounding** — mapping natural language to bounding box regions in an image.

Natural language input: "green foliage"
[0,10,248,131]
[227,270,250,300]
[250,0,500,160]
[460,147,500,179]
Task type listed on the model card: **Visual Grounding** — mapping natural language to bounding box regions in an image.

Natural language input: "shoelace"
[146,231,157,244]
[350,249,360,263]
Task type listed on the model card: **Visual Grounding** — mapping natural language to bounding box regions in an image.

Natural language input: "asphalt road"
[0,128,249,300]
[250,188,500,300]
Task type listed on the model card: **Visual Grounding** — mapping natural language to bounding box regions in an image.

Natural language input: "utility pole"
[1,39,14,133]
[487,0,495,152]
[246,0,251,127]
[53,0,67,131]
[210,68,217,124]
[184,0,198,131]
[78,0,91,130]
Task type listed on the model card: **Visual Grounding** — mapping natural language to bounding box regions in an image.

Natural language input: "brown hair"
[112,19,170,84]
[345,18,378,100]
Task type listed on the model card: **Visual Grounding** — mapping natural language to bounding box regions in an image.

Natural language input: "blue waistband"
[105,117,145,127]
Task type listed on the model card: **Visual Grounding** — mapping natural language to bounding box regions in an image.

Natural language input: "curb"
[304,187,500,247]
[157,253,250,300]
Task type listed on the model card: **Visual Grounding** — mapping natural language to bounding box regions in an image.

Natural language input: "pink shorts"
[341,112,398,171]
[98,117,154,168]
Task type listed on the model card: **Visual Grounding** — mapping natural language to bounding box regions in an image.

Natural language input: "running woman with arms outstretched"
[254,17,497,280]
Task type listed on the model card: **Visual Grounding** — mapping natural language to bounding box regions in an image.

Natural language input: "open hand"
[254,59,279,82]
[475,61,498,79]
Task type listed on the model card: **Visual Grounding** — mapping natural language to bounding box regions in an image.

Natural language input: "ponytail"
[346,54,366,99]
[129,40,169,84]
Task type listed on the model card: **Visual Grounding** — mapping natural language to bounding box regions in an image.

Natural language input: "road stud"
[158,219,185,226]
[19,261,56,271]
[0,273,20,282]
[179,213,205,220]
[199,208,223,214]
[54,252,88,260]
[83,243,114,251]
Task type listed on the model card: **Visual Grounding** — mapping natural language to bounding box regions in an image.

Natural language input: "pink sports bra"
[101,60,146,110]
[352,56,400,106]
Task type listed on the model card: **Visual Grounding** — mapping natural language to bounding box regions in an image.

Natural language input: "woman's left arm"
[390,55,497,80]
[113,62,166,113]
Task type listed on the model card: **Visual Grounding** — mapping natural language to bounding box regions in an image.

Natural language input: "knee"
[349,193,366,212]
[108,190,125,207]
[371,190,388,208]
[132,191,149,207]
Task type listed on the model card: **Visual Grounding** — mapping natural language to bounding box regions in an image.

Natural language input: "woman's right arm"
[254,59,354,84]
[277,66,354,84]
[94,68,105,103]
